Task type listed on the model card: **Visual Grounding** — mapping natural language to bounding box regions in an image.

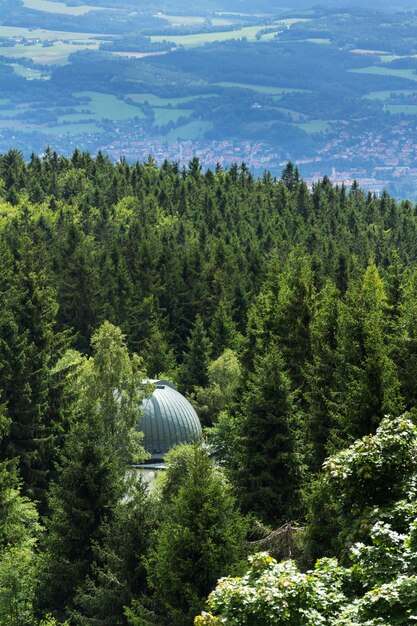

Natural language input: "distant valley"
[2,0,417,196]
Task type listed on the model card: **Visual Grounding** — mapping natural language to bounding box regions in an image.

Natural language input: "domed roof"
[138,380,202,461]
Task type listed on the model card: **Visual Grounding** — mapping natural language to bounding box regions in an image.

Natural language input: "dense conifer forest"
[2,149,417,624]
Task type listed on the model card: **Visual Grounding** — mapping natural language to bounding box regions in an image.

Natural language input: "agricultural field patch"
[364,89,417,100]
[39,122,103,135]
[306,38,331,45]
[150,24,283,47]
[276,18,310,27]
[22,0,101,15]
[166,120,213,140]
[11,64,47,79]
[153,108,193,125]
[297,120,331,133]
[154,14,235,27]
[111,51,170,60]
[74,92,146,121]
[0,108,19,118]
[128,93,209,106]
[386,104,417,115]
[214,82,308,95]
[0,26,106,40]
[57,113,96,122]
[275,107,307,121]
[0,40,102,65]
[349,66,417,81]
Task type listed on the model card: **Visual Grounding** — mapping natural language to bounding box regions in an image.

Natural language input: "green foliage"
[196,417,417,626]
[239,344,301,525]
[3,153,417,625]
[72,481,156,626]
[330,264,404,447]
[193,349,242,425]
[304,414,417,561]
[206,410,243,479]
[178,315,212,395]
[0,408,43,626]
[146,445,247,626]
[39,322,148,618]
[195,553,348,626]
[304,279,340,472]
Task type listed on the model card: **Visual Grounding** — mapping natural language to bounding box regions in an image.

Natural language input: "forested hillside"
[2,149,417,624]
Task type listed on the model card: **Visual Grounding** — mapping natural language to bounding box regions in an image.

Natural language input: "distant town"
[89,114,417,199]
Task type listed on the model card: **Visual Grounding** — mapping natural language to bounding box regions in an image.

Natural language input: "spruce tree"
[304,279,340,472]
[178,315,212,394]
[145,445,247,626]
[331,264,403,447]
[72,481,155,626]
[239,344,301,525]
[0,226,61,505]
[39,323,147,619]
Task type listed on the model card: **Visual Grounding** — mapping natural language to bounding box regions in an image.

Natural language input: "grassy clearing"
[40,122,103,135]
[0,108,18,118]
[379,55,403,63]
[306,38,331,45]
[364,89,417,100]
[57,113,96,122]
[153,108,193,125]
[22,0,100,15]
[0,119,101,134]
[74,91,146,121]
[349,66,417,81]
[275,107,306,121]
[276,18,310,27]
[128,93,213,106]
[151,24,280,47]
[215,82,308,95]
[1,41,101,65]
[386,104,417,115]
[298,120,331,133]
[11,64,46,79]
[154,14,234,27]
[166,120,213,140]
[0,25,105,39]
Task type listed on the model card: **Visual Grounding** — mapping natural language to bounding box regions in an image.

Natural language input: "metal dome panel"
[138,381,202,461]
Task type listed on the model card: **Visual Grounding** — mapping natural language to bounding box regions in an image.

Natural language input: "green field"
[151,24,281,47]
[306,38,331,45]
[22,0,100,15]
[365,89,417,100]
[57,113,96,122]
[167,121,213,140]
[379,55,403,63]
[386,104,417,115]
[349,66,417,81]
[276,18,310,27]
[0,108,19,118]
[0,118,102,135]
[298,120,331,134]
[153,108,193,125]
[11,64,47,79]
[74,92,146,121]
[40,122,103,135]
[154,13,234,27]
[128,93,216,106]
[275,107,306,121]
[215,82,307,95]
[0,40,102,65]
[0,25,105,39]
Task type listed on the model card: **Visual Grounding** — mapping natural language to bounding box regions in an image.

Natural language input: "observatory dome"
[138,380,202,461]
